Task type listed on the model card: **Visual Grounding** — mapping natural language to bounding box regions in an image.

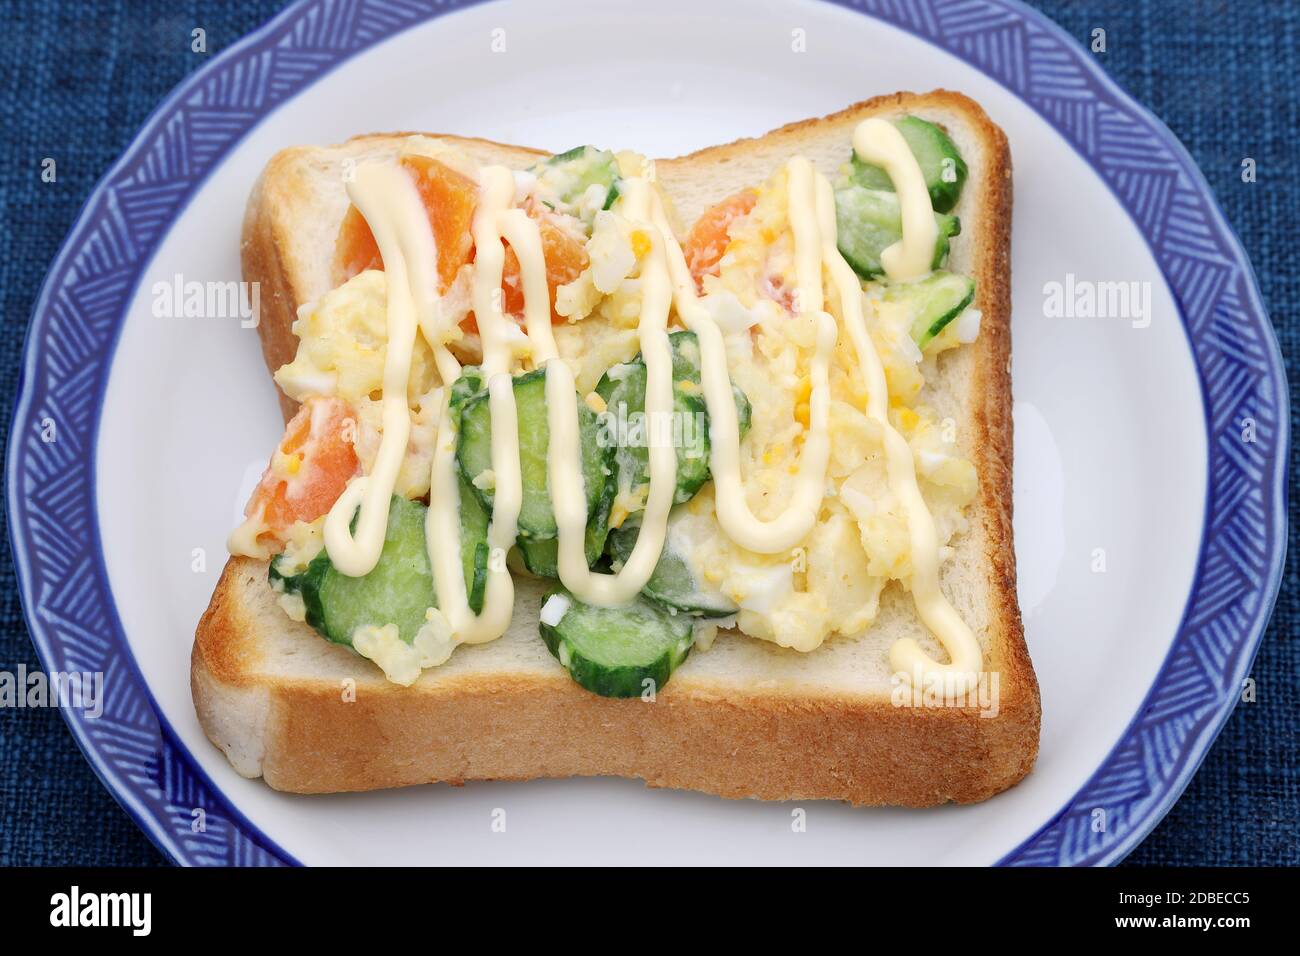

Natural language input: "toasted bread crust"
[241,155,304,423]
[206,90,1039,805]
[195,555,1036,804]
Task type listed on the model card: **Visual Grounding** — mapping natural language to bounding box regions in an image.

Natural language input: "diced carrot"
[683,189,758,287]
[333,156,587,329]
[245,396,359,547]
[334,154,477,294]
[335,204,383,282]
[501,214,589,319]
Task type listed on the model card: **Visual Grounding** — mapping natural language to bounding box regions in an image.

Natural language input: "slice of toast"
[195,90,1039,806]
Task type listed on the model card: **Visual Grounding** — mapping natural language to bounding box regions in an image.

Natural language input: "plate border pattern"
[5,0,1286,866]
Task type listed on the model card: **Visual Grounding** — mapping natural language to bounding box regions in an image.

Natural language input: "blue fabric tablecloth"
[0,0,1295,866]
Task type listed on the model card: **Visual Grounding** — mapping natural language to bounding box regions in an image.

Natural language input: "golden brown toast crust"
[204,89,1039,805]
[240,161,302,424]
[195,555,1037,804]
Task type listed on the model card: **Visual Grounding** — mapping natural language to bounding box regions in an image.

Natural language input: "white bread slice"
[196,91,1038,806]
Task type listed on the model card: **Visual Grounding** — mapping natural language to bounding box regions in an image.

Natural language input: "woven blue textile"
[0,0,1294,866]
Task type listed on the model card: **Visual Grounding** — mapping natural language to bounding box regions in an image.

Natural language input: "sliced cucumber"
[448,366,485,430]
[517,475,612,578]
[518,528,600,578]
[594,330,751,515]
[669,332,753,438]
[458,475,490,614]
[848,116,968,213]
[597,361,709,504]
[441,369,493,612]
[538,588,694,698]
[456,368,610,540]
[273,495,433,647]
[606,515,737,617]
[733,383,753,436]
[886,271,976,348]
[834,185,960,280]
[272,490,491,641]
[532,146,621,224]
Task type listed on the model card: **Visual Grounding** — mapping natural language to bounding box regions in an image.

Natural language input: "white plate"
[11,0,1285,866]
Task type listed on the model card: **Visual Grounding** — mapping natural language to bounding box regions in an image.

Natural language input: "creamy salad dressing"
[497,208,553,349]
[305,118,983,685]
[427,165,524,643]
[320,164,420,577]
[544,177,677,605]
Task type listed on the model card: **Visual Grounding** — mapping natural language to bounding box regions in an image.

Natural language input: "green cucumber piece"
[538,588,694,698]
[456,368,610,540]
[834,185,960,279]
[733,383,752,436]
[885,271,977,348]
[670,331,754,439]
[274,495,433,647]
[532,146,621,223]
[594,330,751,515]
[518,473,612,578]
[848,116,968,213]
[272,489,491,641]
[597,361,710,504]
[458,475,490,614]
[449,366,485,429]
[444,368,492,612]
[606,516,737,617]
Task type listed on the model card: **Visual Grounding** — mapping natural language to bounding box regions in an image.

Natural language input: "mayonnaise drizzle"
[312,121,982,686]
[321,164,422,577]
[545,177,677,606]
[645,161,835,555]
[811,170,982,689]
[424,165,524,644]
[852,118,938,281]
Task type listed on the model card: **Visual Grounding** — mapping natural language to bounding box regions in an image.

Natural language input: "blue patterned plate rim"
[5,0,1287,867]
